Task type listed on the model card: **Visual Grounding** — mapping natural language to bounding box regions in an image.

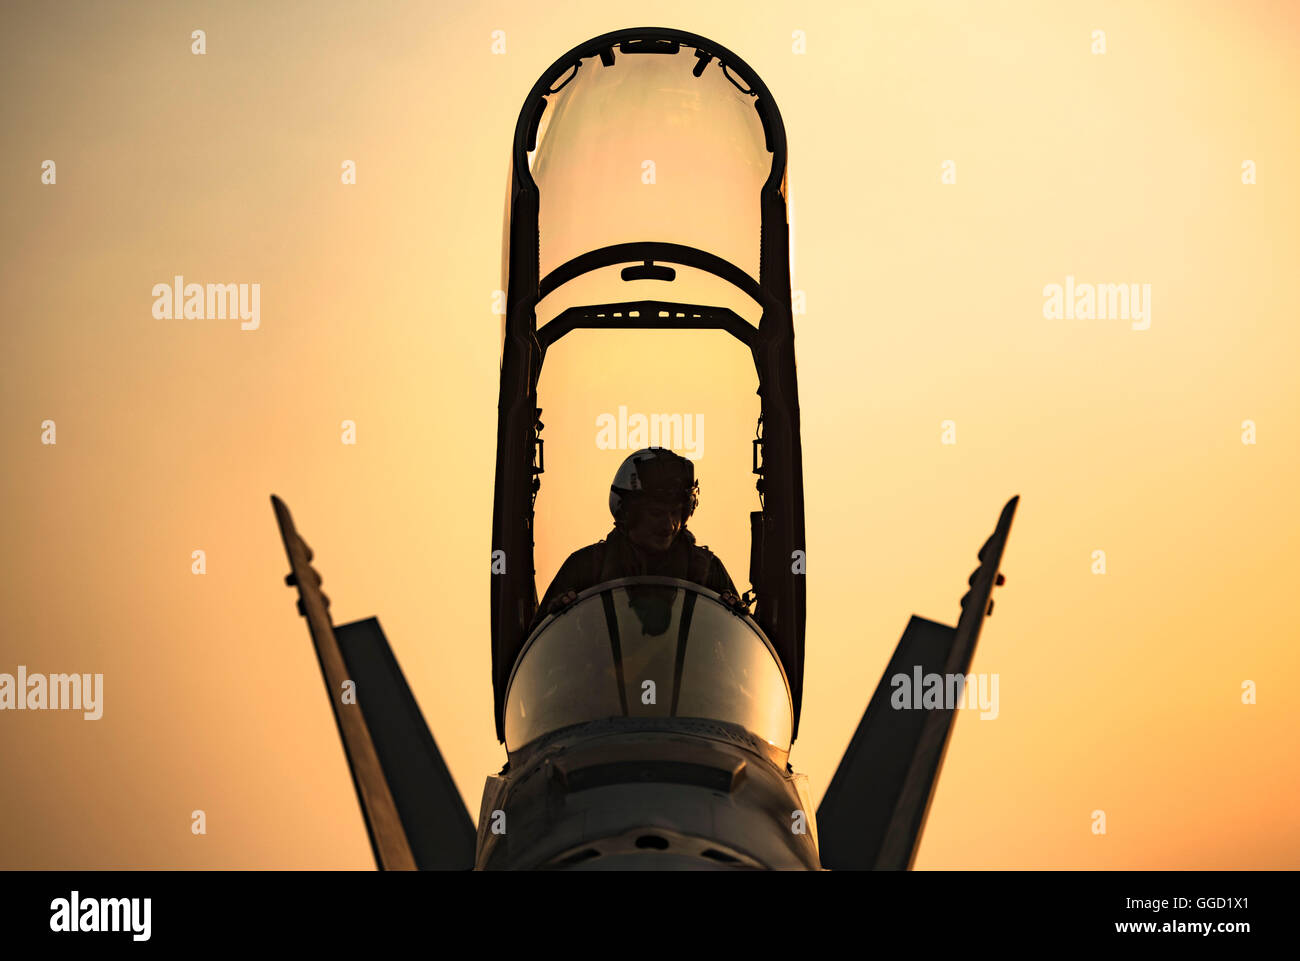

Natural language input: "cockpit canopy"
[504,576,793,754]
[526,37,775,294]
[491,28,805,748]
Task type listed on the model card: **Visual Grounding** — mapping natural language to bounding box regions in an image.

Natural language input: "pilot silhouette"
[532,447,744,634]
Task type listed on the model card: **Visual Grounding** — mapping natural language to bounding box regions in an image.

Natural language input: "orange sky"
[1,0,1297,869]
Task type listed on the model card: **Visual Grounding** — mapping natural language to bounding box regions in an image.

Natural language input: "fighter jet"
[271,27,1018,870]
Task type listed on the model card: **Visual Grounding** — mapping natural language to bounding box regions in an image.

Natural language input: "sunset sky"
[2,0,1297,869]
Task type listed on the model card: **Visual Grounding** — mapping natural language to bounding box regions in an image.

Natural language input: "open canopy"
[491,28,807,744]
[530,35,772,296]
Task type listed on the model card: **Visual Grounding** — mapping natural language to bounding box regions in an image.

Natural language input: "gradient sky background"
[2,0,1297,869]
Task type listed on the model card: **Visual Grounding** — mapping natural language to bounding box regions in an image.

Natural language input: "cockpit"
[504,576,793,754]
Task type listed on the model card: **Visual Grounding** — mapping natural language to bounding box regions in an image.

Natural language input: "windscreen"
[504,580,793,752]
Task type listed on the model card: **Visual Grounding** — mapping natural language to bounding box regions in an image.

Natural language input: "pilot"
[532,447,745,629]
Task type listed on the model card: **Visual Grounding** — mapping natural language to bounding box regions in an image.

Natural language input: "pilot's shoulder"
[693,543,734,578]
[690,541,716,557]
[562,540,607,565]
[689,542,728,572]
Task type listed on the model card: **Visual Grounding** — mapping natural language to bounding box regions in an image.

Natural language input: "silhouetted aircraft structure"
[271,27,1018,870]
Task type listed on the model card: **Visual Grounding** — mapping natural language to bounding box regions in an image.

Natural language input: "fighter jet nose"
[478,722,819,871]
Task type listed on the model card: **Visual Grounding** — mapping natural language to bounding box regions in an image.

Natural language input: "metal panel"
[334,617,478,871]
[816,616,956,870]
